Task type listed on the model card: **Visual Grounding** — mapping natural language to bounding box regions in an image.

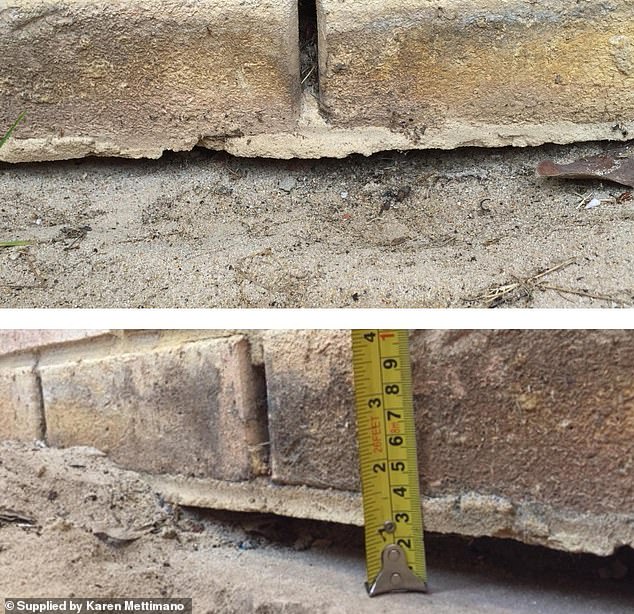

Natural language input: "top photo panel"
[1,0,633,309]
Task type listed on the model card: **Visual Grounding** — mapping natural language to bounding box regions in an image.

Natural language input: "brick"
[4,0,632,163]
[0,0,299,163]
[41,336,267,480]
[316,0,634,149]
[0,365,43,441]
[262,329,634,554]
[263,330,358,490]
[412,330,634,517]
[0,330,109,357]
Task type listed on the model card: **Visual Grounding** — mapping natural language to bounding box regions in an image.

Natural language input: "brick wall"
[0,329,632,556]
[2,1,632,161]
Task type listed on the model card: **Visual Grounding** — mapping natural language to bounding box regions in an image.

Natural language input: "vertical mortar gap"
[33,356,47,444]
[299,0,319,96]
[251,363,271,477]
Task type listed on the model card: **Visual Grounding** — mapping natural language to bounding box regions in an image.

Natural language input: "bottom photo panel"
[0,329,632,613]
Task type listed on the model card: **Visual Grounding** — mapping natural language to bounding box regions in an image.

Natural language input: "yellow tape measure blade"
[351,330,427,596]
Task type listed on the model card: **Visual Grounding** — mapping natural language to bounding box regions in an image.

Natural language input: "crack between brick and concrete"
[148,474,634,557]
[6,116,630,162]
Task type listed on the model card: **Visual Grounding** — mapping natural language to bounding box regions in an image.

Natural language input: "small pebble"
[311,538,333,550]
[160,527,178,540]
[292,534,313,551]
[278,177,298,193]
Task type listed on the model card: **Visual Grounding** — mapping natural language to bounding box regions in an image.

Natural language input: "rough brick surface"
[0,365,43,440]
[41,337,267,480]
[262,329,634,554]
[263,330,358,490]
[316,0,634,149]
[0,0,299,162]
[0,330,109,356]
[3,0,633,161]
[412,330,634,517]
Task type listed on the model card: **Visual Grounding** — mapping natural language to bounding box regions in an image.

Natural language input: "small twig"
[468,258,577,307]
[540,285,631,306]
[574,192,593,210]
[20,250,46,286]
[525,258,576,283]
[301,64,316,85]
[0,283,45,290]
[2,249,47,290]
[115,231,184,244]
[0,240,32,248]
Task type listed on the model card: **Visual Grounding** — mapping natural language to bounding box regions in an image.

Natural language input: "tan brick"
[316,0,634,149]
[0,365,43,441]
[262,329,634,554]
[0,0,299,162]
[0,330,110,357]
[412,330,634,517]
[263,330,357,490]
[42,336,267,480]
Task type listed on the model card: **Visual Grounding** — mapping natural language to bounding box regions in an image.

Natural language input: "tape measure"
[351,330,427,596]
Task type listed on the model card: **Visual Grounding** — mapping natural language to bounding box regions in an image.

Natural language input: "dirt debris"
[0,142,633,308]
[0,440,633,613]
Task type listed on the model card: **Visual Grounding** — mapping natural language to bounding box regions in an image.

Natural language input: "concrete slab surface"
[1,440,633,614]
[0,142,632,308]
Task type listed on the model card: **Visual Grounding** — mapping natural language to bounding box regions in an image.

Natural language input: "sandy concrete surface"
[1,441,633,614]
[0,142,633,308]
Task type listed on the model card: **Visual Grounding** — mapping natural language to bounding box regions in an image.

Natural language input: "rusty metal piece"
[536,145,634,187]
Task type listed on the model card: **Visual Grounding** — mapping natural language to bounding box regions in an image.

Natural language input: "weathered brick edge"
[0,331,269,480]
[0,330,111,356]
[0,0,300,162]
[149,474,634,556]
[263,330,357,490]
[41,336,268,481]
[0,365,44,441]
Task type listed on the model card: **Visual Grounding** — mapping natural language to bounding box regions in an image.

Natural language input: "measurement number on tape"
[352,330,427,596]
